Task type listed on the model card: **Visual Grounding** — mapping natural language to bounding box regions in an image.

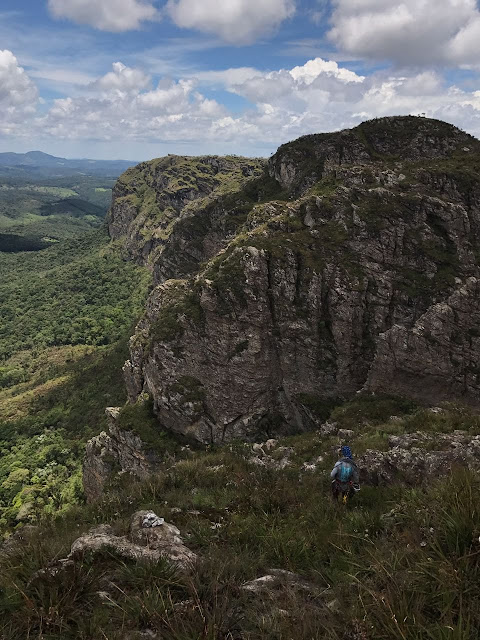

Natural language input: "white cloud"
[3,53,480,158]
[89,62,151,93]
[47,0,158,32]
[166,0,296,44]
[290,58,364,84]
[191,67,262,88]
[448,15,480,65]
[328,0,480,67]
[35,70,227,143]
[0,50,38,135]
[229,58,365,107]
[30,68,95,86]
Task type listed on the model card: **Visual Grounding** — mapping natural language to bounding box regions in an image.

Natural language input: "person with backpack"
[330,445,360,502]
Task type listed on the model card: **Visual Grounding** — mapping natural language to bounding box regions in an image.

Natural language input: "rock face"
[83,407,160,501]
[366,277,480,404]
[108,154,265,283]
[110,116,480,443]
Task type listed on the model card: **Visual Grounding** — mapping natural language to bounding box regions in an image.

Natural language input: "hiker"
[330,445,360,502]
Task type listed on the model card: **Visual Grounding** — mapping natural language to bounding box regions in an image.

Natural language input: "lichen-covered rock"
[112,116,480,443]
[242,569,323,597]
[83,407,160,502]
[0,525,38,557]
[33,511,197,584]
[358,431,480,485]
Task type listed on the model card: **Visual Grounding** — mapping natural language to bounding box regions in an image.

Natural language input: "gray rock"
[33,511,197,585]
[320,422,339,436]
[242,569,324,597]
[0,525,38,557]
[83,406,161,502]
[337,429,355,440]
[358,432,480,485]
[109,117,480,444]
[367,278,480,405]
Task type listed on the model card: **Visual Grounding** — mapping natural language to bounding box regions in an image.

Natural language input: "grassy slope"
[0,398,479,639]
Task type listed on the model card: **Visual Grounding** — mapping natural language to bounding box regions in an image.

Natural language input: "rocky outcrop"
[108,155,265,283]
[32,511,197,584]
[358,431,480,485]
[110,116,480,443]
[83,407,160,501]
[270,115,477,194]
[242,569,325,597]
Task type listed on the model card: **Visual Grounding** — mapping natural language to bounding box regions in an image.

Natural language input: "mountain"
[3,115,480,640]
[107,116,480,444]
[0,150,137,178]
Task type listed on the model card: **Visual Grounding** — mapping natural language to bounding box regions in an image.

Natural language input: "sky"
[0,0,480,160]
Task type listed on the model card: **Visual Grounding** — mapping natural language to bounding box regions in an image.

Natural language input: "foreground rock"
[358,431,480,485]
[32,511,196,584]
[241,569,338,634]
[111,116,480,443]
[242,569,327,598]
[0,525,38,557]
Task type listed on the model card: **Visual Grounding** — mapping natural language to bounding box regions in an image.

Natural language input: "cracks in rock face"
[358,278,377,386]
[265,254,282,382]
[294,251,303,307]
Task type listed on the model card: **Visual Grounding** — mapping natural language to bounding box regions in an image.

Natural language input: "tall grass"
[1,417,479,638]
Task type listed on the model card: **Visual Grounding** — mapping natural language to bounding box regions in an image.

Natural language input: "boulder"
[32,511,197,585]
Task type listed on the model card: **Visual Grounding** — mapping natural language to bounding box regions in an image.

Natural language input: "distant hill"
[0,151,137,178]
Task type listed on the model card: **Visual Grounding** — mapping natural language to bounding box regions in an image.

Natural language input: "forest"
[0,171,151,530]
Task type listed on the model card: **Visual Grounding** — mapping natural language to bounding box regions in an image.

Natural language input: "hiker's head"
[341,445,352,459]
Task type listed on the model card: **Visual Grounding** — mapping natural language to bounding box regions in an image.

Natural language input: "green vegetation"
[116,399,181,457]
[116,155,265,229]
[0,229,149,359]
[1,398,480,638]
[149,281,205,344]
[0,174,116,247]
[0,221,151,529]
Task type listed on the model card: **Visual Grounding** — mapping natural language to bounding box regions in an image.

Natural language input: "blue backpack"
[339,461,353,482]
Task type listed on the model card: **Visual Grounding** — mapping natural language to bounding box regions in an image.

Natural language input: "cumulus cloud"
[36,71,227,143]
[213,59,480,146]
[48,0,157,32]
[4,54,480,156]
[166,0,296,44]
[328,0,480,67]
[0,50,38,135]
[89,62,151,93]
[448,14,480,65]
[229,58,365,107]
[290,58,364,84]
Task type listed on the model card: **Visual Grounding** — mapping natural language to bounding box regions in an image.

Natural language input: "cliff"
[108,116,480,444]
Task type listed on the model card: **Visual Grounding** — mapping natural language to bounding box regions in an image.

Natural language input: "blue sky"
[0,0,480,159]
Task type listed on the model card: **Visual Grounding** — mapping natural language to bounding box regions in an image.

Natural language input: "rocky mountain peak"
[269,116,479,194]
[107,116,480,445]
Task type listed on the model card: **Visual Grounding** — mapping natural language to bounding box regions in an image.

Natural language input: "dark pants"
[331,480,354,502]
